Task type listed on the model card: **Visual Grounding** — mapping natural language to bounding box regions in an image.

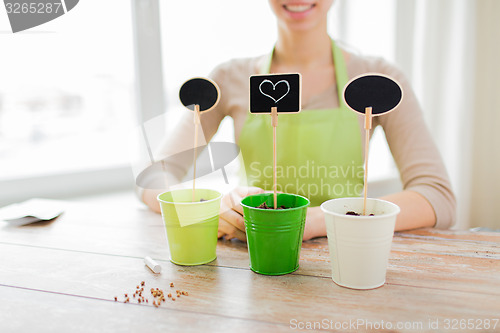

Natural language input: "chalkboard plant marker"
[320,73,403,289]
[249,73,302,209]
[342,73,403,215]
[155,77,223,265]
[243,73,310,276]
[178,77,221,202]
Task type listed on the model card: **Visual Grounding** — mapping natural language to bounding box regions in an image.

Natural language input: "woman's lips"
[283,4,315,13]
[282,3,316,18]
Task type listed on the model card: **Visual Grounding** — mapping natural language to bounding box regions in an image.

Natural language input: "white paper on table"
[0,198,65,226]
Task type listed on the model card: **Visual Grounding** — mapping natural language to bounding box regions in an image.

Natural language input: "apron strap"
[332,40,349,106]
[260,48,274,74]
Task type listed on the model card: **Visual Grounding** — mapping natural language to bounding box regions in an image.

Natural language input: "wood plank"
[0,285,290,333]
[1,243,499,333]
[397,228,500,243]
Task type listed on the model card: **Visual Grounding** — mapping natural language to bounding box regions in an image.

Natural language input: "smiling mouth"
[283,3,316,13]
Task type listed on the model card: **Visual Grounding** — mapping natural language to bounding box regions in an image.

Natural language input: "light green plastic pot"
[157,189,222,266]
[241,193,310,275]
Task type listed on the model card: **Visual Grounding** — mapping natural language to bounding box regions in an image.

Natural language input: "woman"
[142,0,456,241]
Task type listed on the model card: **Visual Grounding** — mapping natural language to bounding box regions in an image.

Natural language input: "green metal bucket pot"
[241,193,310,275]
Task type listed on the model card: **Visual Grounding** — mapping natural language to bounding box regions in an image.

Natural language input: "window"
[0,1,136,203]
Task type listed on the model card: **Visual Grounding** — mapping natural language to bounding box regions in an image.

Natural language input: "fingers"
[229,186,265,215]
[217,186,265,242]
[218,218,247,242]
[220,203,245,232]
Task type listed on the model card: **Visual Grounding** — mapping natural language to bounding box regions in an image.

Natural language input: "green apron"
[238,41,364,207]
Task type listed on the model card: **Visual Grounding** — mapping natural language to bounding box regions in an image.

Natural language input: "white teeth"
[285,4,313,13]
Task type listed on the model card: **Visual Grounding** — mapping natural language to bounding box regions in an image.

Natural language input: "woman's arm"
[381,190,435,231]
[369,60,456,230]
[302,190,435,241]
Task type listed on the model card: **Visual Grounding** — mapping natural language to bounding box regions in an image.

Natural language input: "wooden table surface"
[1,198,499,332]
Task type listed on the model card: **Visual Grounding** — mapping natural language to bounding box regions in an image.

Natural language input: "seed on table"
[172,297,176,301]
[114,297,117,301]
[170,283,174,288]
[141,281,145,286]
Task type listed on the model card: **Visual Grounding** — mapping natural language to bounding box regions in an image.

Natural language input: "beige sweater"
[157,48,456,229]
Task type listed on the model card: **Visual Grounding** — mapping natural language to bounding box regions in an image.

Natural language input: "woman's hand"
[218,186,265,241]
[303,206,327,241]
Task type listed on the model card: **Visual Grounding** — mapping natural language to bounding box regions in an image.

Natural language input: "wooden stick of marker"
[271,106,278,209]
[363,106,373,215]
[192,104,201,202]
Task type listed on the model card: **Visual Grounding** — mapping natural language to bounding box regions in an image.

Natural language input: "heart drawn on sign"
[259,79,290,104]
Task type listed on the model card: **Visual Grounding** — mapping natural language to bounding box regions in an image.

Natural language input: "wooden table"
[1,198,499,332]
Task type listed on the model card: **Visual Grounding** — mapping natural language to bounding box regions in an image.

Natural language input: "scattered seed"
[117,281,189,308]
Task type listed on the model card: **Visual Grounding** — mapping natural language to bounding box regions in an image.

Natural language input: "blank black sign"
[343,74,403,115]
[250,73,301,113]
[179,77,220,112]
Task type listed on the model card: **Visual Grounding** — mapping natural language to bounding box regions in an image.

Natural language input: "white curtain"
[468,1,500,230]
[396,0,476,230]
[332,0,499,229]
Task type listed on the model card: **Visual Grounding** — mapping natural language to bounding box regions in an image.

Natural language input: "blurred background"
[0,0,498,230]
